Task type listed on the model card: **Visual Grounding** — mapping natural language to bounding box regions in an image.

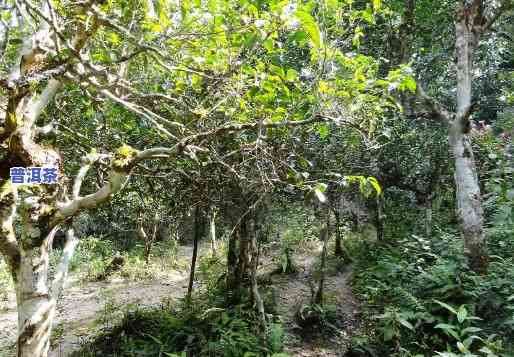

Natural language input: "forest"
[0,0,514,356]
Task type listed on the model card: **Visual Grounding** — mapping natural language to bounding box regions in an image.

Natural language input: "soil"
[267,241,362,357]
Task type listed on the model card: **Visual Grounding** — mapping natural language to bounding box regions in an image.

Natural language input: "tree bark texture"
[452,2,488,273]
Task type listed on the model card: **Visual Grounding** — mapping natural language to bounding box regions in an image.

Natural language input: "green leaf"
[263,39,274,52]
[434,323,456,331]
[383,327,394,341]
[316,182,328,192]
[478,347,495,355]
[398,318,414,331]
[295,10,321,48]
[143,333,162,345]
[435,323,460,340]
[314,187,327,203]
[457,305,468,323]
[107,32,120,45]
[317,124,330,139]
[434,300,458,315]
[461,327,482,334]
[367,177,382,196]
[361,8,374,24]
[401,76,417,92]
[463,335,483,348]
[286,68,298,82]
[456,342,469,353]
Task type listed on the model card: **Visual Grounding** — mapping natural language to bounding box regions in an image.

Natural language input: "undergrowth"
[72,247,289,357]
[348,230,514,357]
[72,291,289,356]
[68,235,179,282]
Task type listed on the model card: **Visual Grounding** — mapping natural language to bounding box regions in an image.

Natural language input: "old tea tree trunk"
[0,3,103,356]
[451,2,486,273]
[415,0,511,274]
[0,2,166,355]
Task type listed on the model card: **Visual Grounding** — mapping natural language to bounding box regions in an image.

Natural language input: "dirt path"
[267,241,361,357]
[0,245,195,357]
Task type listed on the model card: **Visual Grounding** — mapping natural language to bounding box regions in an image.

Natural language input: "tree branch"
[73,152,109,198]
[52,115,323,224]
[480,0,513,33]
[416,84,451,123]
[51,226,78,299]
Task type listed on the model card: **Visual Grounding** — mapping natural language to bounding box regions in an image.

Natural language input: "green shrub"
[73,299,286,357]
[350,231,514,356]
[267,323,285,353]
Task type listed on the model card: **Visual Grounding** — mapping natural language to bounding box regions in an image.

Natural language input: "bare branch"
[51,226,78,299]
[54,169,130,223]
[52,115,323,223]
[98,86,179,139]
[174,115,326,149]
[35,121,56,136]
[23,79,61,128]
[73,152,109,198]
[416,84,451,123]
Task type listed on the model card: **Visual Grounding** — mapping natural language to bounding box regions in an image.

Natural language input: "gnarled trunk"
[450,129,486,272]
[226,224,240,304]
[452,4,487,273]
[333,209,343,257]
[13,227,77,357]
[235,218,250,284]
[15,249,55,357]
[249,217,266,338]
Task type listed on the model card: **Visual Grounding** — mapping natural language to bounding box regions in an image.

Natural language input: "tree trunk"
[314,217,329,305]
[226,224,239,304]
[333,209,343,257]
[333,209,352,262]
[375,196,384,242]
[450,129,487,272]
[13,227,77,357]
[452,4,488,273]
[398,0,416,115]
[249,217,266,338]
[235,218,250,284]
[209,207,217,256]
[15,251,55,357]
[146,214,159,264]
[187,207,202,301]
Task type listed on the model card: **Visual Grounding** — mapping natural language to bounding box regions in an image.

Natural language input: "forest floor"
[264,241,362,357]
[0,245,195,357]
[0,242,361,357]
